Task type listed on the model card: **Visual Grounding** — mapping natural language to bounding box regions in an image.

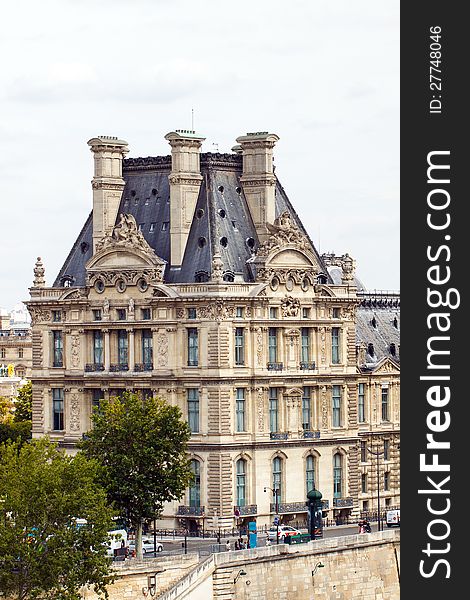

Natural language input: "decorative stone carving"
[103,298,110,320]
[319,327,326,364]
[211,252,224,283]
[321,252,356,283]
[128,298,135,317]
[257,211,310,257]
[198,300,235,321]
[71,334,80,368]
[96,213,145,252]
[284,329,300,347]
[281,296,300,317]
[256,327,263,366]
[176,308,185,319]
[321,386,328,428]
[33,257,45,287]
[257,387,265,431]
[157,333,168,367]
[342,304,357,321]
[28,306,50,325]
[70,393,80,432]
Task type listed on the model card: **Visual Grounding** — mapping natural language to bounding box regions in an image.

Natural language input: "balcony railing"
[267,362,283,371]
[134,363,153,372]
[234,504,258,516]
[177,505,205,516]
[270,432,289,440]
[300,361,316,370]
[85,363,105,372]
[270,501,309,514]
[333,497,354,508]
[110,363,129,372]
[303,430,321,439]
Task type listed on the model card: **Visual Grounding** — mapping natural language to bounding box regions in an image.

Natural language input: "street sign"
[273,516,279,525]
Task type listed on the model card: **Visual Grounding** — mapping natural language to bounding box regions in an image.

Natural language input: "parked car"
[386,509,400,527]
[128,537,163,554]
[267,525,302,541]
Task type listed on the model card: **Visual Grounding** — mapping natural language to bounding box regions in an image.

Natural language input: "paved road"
[130,522,386,559]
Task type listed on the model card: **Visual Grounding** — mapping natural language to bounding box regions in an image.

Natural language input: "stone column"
[128,328,135,371]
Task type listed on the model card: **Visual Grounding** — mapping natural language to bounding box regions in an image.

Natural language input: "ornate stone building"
[26,131,399,530]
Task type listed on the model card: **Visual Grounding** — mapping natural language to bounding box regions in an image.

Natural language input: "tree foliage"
[0,437,115,600]
[0,420,31,445]
[14,381,32,422]
[78,392,193,558]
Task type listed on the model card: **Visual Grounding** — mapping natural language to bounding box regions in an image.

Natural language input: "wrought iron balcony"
[270,501,309,514]
[234,504,258,516]
[300,361,316,370]
[267,362,283,371]
[134,363,153,372]
[85,363,105,372]
[177,505,205,516]
[321,500,330,510]
[303,430,321,439]
[270,432,289,440]
[333,497,354,508]
[110,363,129,372]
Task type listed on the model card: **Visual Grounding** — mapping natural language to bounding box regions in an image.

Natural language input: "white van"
[386,509,400,527]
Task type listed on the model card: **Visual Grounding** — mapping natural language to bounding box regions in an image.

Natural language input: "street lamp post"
[264,486,280,544]
[368,443,384,531]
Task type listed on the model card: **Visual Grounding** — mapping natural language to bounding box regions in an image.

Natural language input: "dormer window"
[371,316,377,328]
[195,271,209,282]
[317,273,327,284]
[389,343,396,356]
[367,343,375,357]
[223,271,235,282]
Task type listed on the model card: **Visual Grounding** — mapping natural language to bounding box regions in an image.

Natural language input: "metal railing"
[267,362,283,371]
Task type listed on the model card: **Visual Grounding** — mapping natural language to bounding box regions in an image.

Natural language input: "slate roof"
[356,292,400,369]
[54,152,331,287]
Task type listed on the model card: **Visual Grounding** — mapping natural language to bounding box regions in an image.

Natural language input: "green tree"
[14,380,32,422]
[0,420,31,445]
[0,395,14,423]
[79,392,193,560]
[0,437,115,600]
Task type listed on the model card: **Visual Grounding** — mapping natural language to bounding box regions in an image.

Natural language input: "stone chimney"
[165,130,205,267]
[87,136,129,253]
[235,131,280,241]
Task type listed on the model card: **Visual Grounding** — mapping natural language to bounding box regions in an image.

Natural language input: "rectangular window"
[52,388,64,431]
[93,309,102,321]
[142,329,153,368]
[381,386,389,421]
[234,327,245,365]
[361,473,367,493]
[269,388,279,433]
[0,348,5,359]
[332,385,342,427]
[302,387,311,430]
[383,439,390,461]
[138,223,145,231]
[302,307,310,319]
[269,307,278,319]
[91,389,103,413]
[331,327,340,364]
[360,440,367,462]
[187,328,198,366]
[187,389,199,433]
[52,310,62,322]
[149,222,156,232]
[236,388,245,432]
[358,383,365,423]
[187,308,197,319]
[117,330,128,366]
[161,221,169,231]
[268,328,277,363]
[236,306,244,318]
[332,307,340,319]
[53,331,63,367]
[384,472,390,491]
[93,330,103,365]
[141,308,151,320]
[301,328,310,362]
[117,309,126,321]
[18,348,24,358]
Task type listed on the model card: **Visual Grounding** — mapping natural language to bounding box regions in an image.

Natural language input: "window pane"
[301,328,310,362]
[189,460,200,507]
[235,328,245,365]
[118,330,128,365]
[272,457,282,503]
[268,328,277,362]
[302,387,311,430]
[52,388,64,430]
[236,388,245,432]
[306,455,315,494]
[53,331,63,367]
[188,389,199,433]
[188,328,198,366]
[333,453,342,498]
[236,459,246,507]
[332,327,340,364]
[332,385,342,427]
[269,388,278,432]
[142,329,153,367]
[93,331,103,365]
[358,383,365,423]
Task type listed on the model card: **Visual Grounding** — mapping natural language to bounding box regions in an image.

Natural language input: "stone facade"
[26,129,400,530]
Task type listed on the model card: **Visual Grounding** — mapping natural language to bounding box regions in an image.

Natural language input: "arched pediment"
[87,245,164,271]
[371,357,400,375]
[268,247,317,268]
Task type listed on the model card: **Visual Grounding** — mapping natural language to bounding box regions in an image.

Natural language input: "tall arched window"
[236,459,246,507]
[306,455,315,495]
[333,453,343,499]
[272,457,283,504]
[189,460,201,507]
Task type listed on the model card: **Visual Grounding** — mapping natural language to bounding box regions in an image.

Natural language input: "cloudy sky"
[0,0,399,312]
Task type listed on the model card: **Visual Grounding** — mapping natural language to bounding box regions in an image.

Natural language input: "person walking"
[225,540,231,551]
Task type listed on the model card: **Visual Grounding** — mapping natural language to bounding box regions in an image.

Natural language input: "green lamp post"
[307,489,323,540]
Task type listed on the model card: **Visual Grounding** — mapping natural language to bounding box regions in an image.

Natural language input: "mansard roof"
[54,152,330,287]
[356,291,400,369]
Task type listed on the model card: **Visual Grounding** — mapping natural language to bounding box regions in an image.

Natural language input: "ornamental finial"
[33,257,45,287]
